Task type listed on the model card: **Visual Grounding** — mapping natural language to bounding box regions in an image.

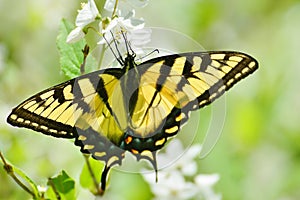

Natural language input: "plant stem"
[112,0,119,18]
[48,178,61,200]
[0,152,35,197]
[83,154,102,195]
[80,45,90,75]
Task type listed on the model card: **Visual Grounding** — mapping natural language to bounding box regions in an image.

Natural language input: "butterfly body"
[7,51,258,192]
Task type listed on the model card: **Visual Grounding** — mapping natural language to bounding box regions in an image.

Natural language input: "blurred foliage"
[1,0,300,200]
[57,19,97,78]
[47,170,76,200]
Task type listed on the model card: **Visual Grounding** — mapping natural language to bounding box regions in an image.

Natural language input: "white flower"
[142,139,221,200]
[66,27,85,43]
[67,0,100,43]
[157,139,201,176]
[195,174,222,200]
[98,10,145,42]
[127,28,151,46]
[98,10,150,54]
[195,174,220,187]
[126,27,152,54]
[102,14,143,34]
[143,170,199,200]
[76,0,99,27]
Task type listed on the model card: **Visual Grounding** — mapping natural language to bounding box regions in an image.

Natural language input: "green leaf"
[12,165,40,198]
[47,170,76,200]
[80,156,104,193]
[56,19,97,79]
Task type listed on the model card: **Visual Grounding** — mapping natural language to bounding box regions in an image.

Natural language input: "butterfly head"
[123,52,137,70]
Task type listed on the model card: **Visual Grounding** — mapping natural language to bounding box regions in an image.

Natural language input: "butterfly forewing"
[7,80,77,138]
[193,51,258,108]
[7,69,126,140]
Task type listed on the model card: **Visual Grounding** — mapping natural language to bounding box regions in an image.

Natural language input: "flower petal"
[66,27,85,43]
[181,162,197,176]
[195,174,220,187]
[128,28,151,46]
[76,0,99,27]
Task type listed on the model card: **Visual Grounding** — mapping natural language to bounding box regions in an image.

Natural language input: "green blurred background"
[1,0,300,199]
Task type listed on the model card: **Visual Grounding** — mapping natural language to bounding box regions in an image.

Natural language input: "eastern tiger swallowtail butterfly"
[7,48,258,194]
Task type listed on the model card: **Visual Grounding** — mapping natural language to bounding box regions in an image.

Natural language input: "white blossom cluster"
[142,139,221,200]
[66,0,151,52]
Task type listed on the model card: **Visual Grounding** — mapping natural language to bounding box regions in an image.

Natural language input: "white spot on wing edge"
[59,131,68,135]
[84,145,95,150]
[94,152,106,157]
[248,61,257,69]
[235,73,242,79]
[31,122,39,127]
[155,138,166,146]
[49,129,58,134]
[78,135,87,141]
[9,114,18,120]
[16,118,24,123]
[165,126,178,134]
[242,67,250,74]
[40,125,48,130]
[226,78,234,86]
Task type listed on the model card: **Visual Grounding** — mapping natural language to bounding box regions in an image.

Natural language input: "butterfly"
[7,49,258,194]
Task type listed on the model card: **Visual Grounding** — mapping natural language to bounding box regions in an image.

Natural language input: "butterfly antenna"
[110,31,125,64]
[103,34,124,65]
[136,49,160,62]
[128,41,136,57]
[121,31,135,57]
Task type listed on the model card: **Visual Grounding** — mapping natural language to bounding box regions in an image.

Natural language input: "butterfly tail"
[100,165,111,195]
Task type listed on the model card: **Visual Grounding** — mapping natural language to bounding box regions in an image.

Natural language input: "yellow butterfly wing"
[122,51,258,151]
